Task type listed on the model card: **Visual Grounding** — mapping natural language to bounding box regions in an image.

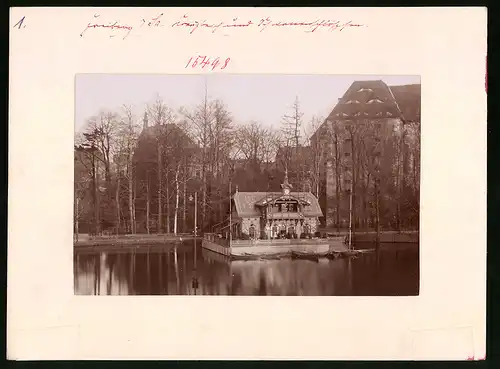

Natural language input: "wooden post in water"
[97,254,102,295]
[374,131,382,251]
[194,191,197,248]
[132,251,136,294]
[190,191,199,295]
[128,252,133,290]
[147,248,151,292]
[229,181,232,245]
[75,253,79,293]
[75,197,79,243]
[375,185,381,251]
[347,256,353,294]
[183,251,187,294]
[165,249,170,295]
[174,246,180,293]
[348,187,353,250]
[94,257,98,295]
[117,253,121,295]
[159,250,163,293]
[107,256,113,295]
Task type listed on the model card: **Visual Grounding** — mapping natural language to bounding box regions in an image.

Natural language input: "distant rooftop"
[311,80,421,141]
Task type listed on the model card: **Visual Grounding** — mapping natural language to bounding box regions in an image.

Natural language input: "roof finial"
[281,166,293,191]
[235,185,239,193]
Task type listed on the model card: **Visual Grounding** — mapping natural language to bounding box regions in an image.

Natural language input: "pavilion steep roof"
[233,191,323,218]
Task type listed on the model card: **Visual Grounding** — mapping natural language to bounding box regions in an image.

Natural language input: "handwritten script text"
[80,13,365,39]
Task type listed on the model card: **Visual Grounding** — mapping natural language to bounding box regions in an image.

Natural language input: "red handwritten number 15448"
[186,56,231,71]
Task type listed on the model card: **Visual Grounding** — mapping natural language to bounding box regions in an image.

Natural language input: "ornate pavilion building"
[228,171,323,240]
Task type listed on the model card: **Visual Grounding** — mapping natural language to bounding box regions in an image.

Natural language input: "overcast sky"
[75,74,420,136]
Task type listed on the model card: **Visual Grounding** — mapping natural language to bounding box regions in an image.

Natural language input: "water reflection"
[74,241,419,296]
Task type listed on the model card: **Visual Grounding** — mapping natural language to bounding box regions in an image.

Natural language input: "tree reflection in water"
[74,241,419,296]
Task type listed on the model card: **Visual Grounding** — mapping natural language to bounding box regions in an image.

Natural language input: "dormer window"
[345,100,360,104]
[367,98,384,104]
[357,88,373,92]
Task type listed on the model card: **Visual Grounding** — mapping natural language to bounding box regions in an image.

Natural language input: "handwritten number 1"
[13,16,26,29]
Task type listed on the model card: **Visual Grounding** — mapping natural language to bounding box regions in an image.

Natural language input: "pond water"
[74,241,419,296]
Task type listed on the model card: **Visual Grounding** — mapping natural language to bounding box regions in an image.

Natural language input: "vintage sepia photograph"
[74,74,421,296]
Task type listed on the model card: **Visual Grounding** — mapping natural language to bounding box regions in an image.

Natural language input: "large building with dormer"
[311,80,421,230]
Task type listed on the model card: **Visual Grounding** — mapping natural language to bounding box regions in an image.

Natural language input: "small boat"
[325,250,361,259]
[290,251,319,262]
[260,254,281,260]
[231,253,261,261]
[344,250,360,257]
[325,252,342,260]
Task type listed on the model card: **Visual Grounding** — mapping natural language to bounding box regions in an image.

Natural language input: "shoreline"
[73,230,418,250]
[74,234,195,247]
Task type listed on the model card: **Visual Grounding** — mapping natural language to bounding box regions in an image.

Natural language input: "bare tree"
[180,95,212,233]
[86,112,119,186]
[75,140,100,235]
[281,96,303,149]
[304,116,324,197]
[236,121,269,170]
[261,127,281,170]
[173,163,181,234]
[280,96,305,190]
[82,111,120,232]
[181,94,233,232]
[120,105,141,233]
[147,95,176,233]
[74,149,93,240]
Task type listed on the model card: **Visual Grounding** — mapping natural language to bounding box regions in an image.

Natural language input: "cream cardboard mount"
[8,7,486,360]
